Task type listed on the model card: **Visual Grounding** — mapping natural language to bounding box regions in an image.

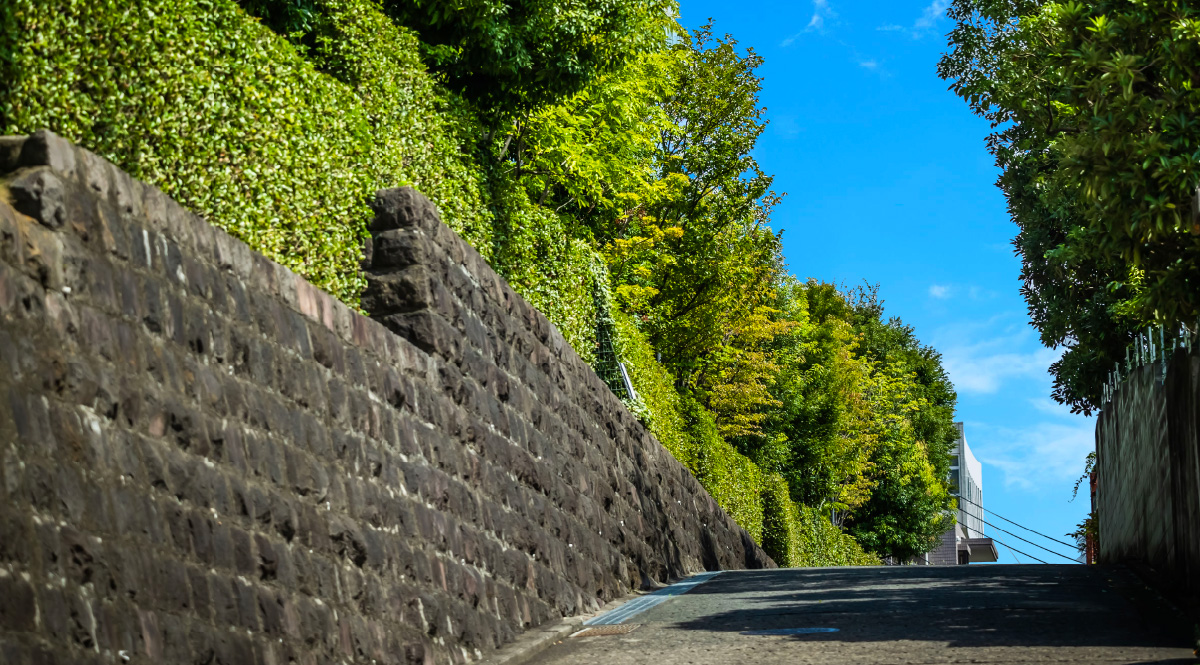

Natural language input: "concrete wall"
[1096,345,1200,594]
[924,525,960,567]
[0,131,771,665]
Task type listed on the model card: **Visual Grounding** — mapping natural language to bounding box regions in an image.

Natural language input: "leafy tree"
[239,0,676,117]
[844,286,957,557]
[939,0,1200,412]
[848,284,957,481]
[758,280,878,514]
[750,281,957,559]
[638,25,783,387]
[696,305,797,440]
[846,363,955,561]
[382,0,677,116]
[508,50,679,236]
[533,24,787,435]
[1010,164,1141,412]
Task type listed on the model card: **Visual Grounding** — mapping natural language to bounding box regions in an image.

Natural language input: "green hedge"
[485,179,600,360]
[684,397,766,545]
[614,311,763,543]
[299,0,490,252]
[0,0,477,302]
[612,311,694,460]
[0,0,600,357]
[762,475,879,567]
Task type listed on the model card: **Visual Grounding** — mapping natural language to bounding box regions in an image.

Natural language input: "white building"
[921,422,997,565]
[953,422,985,538]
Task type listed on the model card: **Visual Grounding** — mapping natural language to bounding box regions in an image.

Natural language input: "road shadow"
[665,564,1197,653]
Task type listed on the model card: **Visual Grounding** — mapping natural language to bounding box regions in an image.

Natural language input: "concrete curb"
[477,591,645,665]
[480,570,724,665]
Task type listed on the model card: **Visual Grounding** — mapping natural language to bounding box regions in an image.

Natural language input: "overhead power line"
[952,493,1079,550]
[1006,546,1020,564]
[990,535,1049,564]
[978,516,1081,563]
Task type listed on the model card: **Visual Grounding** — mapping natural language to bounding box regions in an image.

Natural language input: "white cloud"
[945,348,1058,394]
[879,0,951,38]
[966,418,1095,494]
[782,0,837,45]
[859,60,879,69]
[928,283,996,300]
[914,0,951,31]
[933,318,1060,394]
[929,314,1093,495]
[807,0,835,31]
[1029,397,1068,416]
[942,340,1058,394]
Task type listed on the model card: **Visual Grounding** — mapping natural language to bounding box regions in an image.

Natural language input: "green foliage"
[684,395,765,543]
[849,284,958,470]
[761,475,879,567]
[489,188,602,361]
[299,0,490,248]
[1071,450,1096,502]
[743,280,958,561]
[615,311,771,552]
[1067,510,1097,558]
[638,27,783,386]
[757,280,877,512]
[939,0,1200,413]
[846,285,958,557]
[515,51,677,228]
[378,0,678,117]
[696,307,794,441]
[0,0,478,303]
[612,311,695,461]
[846,365,955,561]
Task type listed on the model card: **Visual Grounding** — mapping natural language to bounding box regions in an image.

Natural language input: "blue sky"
[677,0,1093,564]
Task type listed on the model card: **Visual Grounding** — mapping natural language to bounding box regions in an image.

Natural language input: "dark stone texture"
[0,135,771,665]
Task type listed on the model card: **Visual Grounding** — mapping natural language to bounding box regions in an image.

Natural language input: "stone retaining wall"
[0,131,771,665]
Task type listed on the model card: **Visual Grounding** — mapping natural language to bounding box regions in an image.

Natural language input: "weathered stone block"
[369,228,429,270]
[370,187,441,234]
[0,572,37,632]
[1,136,772,665]
[15,131,78,180]
[0,136,27,174]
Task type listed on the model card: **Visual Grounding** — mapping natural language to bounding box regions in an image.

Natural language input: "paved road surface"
[529,565,1196,664]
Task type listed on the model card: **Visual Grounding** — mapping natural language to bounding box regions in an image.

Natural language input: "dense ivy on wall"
[0,0,959,565]
[0,0,469,302]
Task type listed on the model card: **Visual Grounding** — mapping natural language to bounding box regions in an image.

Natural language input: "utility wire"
[978,517,1081,563]
[952,494,1078,550]
[990,535,1049,564]
[1006,546,1020,564]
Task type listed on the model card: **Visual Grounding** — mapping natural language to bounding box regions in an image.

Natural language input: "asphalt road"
[528,565,1197,665]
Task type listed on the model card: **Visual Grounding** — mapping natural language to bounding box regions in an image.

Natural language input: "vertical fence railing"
[1101,317,1200,412]
[591,277,639,403]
